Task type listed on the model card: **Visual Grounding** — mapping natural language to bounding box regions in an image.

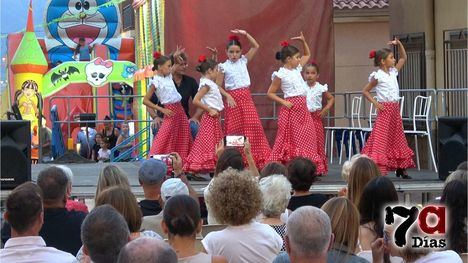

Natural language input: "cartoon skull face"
[85,58,113,87]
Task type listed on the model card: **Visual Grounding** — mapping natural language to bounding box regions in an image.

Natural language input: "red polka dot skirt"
[183,113,224,173]
[224,88,271,169]
[149,102,192,161]
[268,96,327,175]
[361,102,415,175]
[311,111,328,175]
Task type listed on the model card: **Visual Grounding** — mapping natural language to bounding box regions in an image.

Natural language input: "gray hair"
[117,237,177,263]
[81,205,130,263]
[445,169,467,185]
[259,174,291,218]
[286,206,331,256]
[55,165,73,183]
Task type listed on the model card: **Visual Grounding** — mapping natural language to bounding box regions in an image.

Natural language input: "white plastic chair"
[325,96,363,164]
[403,95,437,172]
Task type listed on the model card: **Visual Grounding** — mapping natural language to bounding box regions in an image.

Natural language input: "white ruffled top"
[305,82,328,112]
[368,67,400,102]
[149,74,182,105]
[199,77,224,111]
[271,65,307,98]
[219,55,251,90]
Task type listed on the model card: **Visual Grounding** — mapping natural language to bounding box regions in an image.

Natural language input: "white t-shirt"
[199,77,224,111]
[369,67,400,102]
[98,148,111,160]
[203,180,219,225]
[305,82,328,112]
[0,236,76,263]
[219,55,251,90]
[272,65,307,98]
[413,250,462,263]
[149,74,182,105]
[202,221,282,263]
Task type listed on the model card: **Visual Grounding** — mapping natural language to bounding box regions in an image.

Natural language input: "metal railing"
[46,88,467,162]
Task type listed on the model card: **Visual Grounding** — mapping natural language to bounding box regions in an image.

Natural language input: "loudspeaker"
[438,117,467,180]
[1,121,31,189]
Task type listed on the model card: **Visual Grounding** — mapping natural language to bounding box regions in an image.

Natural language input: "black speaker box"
[438,117,467,180]
[1,121,31,189]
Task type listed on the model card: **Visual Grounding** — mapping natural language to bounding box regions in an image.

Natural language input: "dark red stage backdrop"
[165,0,334,143]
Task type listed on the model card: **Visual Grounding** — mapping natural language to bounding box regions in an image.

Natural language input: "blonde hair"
[95,165,131,202]
[207,168,261,226]
[347,158,380,207]
[259,174,291,218]
[341,154,369,182]
[321,197,359,254]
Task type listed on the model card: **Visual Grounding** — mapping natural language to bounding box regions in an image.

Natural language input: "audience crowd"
[1,146,466,263]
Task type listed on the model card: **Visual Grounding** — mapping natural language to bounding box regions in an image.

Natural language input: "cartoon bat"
[51,66,80,86]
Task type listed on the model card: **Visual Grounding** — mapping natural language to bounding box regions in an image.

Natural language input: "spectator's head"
[95,165,131,202]
[321,197,359,255]
[94,133,103,145]
[104,115,113,129]
[81,205,130,263]
[78,37,86,45]
[138,159,166,188]
[347,157,380,206]
[260,162,288,179]
[120,122,129,135]
[160,178,189,203]
[207,168,261,226]
[440,179,467,253]
[457,161,467,171]
[359,176,398,239]
[95,186,143,233]
[162,195,201,238]
[259,174,291,218]
[445,169,467,185]
[117,237,177,263]
[37,166,69,207]
[285,206,333,260]
[100,137,111,150]
[55,165,74,196]
[5,182,43,236]
[287,157,317,192]
[341,154,368,182]
[214,147,244,176]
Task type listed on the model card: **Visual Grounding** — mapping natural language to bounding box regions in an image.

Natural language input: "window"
[443,29,467,116]
[122,4,135,31]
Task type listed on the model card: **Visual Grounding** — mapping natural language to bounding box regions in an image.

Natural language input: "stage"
[4,162,443,207]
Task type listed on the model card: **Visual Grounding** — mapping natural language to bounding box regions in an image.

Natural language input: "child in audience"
[97,137,111,163]
[116,122,133,160]
[91,133,103,162]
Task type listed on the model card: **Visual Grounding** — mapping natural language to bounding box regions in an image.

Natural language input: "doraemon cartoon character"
[44,0,122,64]
[85,57,114,87]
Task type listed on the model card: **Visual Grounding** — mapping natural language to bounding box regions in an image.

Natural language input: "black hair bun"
[195,65,202,73]
[275,52,282,61]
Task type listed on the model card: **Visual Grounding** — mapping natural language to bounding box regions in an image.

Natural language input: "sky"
[0,0,47,91]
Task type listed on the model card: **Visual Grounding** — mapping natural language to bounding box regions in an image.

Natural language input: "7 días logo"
[385,205,446,249]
